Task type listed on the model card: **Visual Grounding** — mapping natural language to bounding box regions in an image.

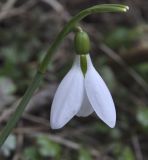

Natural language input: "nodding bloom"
[50,30,116,129]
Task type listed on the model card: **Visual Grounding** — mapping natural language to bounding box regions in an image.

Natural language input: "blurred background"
[0,0,148,160]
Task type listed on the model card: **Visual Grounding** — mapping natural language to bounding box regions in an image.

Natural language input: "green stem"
[0,71,43,146]
[39,4,129,73]
[0,4,128,147]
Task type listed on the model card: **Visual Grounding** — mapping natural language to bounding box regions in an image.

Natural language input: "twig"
[41,0,71,21]
[14,127,113,159]
[1,0,17,12]
[41,0,64,13]
[0,0,36,21]
[0,0,17,20]
[109,47,148,66]
[132,135,143,160]
[0,2,2,7]
[23,113,50,127]
[0,0,16,20]
[99,43,148,95]
[12,123,24,160]
[0,84,56,123]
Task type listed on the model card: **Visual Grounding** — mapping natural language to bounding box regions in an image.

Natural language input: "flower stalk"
[39,4,129,74]
[0,4,129,147]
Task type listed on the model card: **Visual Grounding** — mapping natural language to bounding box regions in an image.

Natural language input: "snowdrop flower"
[50,30,116,129]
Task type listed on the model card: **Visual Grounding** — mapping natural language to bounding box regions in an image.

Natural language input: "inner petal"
[76,88,94,117]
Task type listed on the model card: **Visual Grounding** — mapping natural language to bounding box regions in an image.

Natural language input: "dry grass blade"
[132,135,144,160]
[41,0,71,21]
[0,0,37,21]
[100,43,148,95]
[14,127,113,160]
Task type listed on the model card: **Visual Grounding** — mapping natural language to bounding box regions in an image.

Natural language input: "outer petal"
[85,55,116,128]
[50,55,84,129]
[76,88,94,117]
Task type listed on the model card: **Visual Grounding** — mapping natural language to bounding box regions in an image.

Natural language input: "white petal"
[76,88,94,117]
[85,55,116,128]
[50,55,84,129]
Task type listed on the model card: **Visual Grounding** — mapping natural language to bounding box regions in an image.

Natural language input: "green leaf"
[119,147,135,160]
[79,148,92,160]
[99,66,116,91]
[37,135,61,158]
[0,77,16,95]
[1,134,16,157]
[105,27,130,49]
[23,147,41,160]
[137,107,148,128]
[135,63,148,80]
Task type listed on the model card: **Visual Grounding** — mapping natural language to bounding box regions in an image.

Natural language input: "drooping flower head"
[50,29,116,129]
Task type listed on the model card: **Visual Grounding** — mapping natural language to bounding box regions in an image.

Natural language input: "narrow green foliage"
[0,72,43,147]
